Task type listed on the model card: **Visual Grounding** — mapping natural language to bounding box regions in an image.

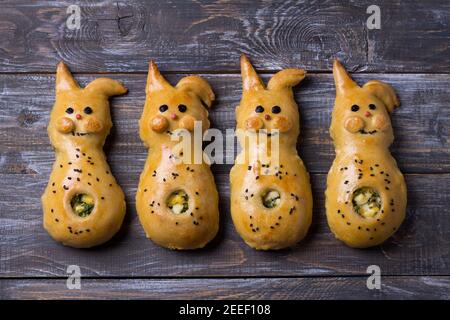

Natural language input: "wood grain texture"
[1,277,449,300]
[0,0,448,73]
[0,172,449,277]
[1,73,448,174]
[1,0,449,300]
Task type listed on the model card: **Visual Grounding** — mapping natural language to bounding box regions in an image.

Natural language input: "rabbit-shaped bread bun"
[230,55,313,250]
[42,62,127,248]
[136,61,219,250]
[325,60,407,248]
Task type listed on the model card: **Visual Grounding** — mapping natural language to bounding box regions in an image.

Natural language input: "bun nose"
[76,114,82,120]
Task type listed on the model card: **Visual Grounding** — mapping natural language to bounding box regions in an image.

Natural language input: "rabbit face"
[48,62,126,148]
[52,92,111,141]
[140,61,214,144]
[238,55,305,145]
[237,90,297,135]
[331,60,399,147]
[334,88,392,136]
[144,86,210,137]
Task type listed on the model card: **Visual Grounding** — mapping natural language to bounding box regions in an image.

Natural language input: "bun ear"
[267,69,306,91]
[240,54,264,92]
[56,61,80,93]
[176,76,215,108]
[146,61,172,94]
[363,80,400,113]
[85,78,128,97]
[333,60,358,96]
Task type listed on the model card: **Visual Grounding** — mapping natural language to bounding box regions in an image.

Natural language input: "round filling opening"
[167,190,189,214]
[352,187,381,218]
[262,190,281,209]
[71,193,95,217]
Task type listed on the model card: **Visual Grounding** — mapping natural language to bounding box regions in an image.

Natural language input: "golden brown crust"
[136,61,219,250]
[41,62,127,248]
[230,55,313,250]
[325,60,407,248]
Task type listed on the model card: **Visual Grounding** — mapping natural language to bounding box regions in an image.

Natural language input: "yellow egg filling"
[262,190,281,208]
[167,190,189,214]
[352,187,381,218]
[71,193,95,217]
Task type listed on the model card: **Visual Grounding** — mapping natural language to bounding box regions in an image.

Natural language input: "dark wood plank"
[1,276,449,299]
[0,173,448,277]
[1,73,448,174]
[0,0,448,73]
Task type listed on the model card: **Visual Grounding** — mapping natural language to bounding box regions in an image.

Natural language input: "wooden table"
[1,0,449,299]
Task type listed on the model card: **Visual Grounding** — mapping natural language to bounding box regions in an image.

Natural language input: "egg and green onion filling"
[352,187,381,218]
[167,190,189,214]
[262,190,281,208]
[71,193,95,217]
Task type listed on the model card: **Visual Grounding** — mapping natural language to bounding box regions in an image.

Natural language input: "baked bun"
[136,61,219,250]
[42,62,127,248]
[230,55,313,250]
[325,60,406,248]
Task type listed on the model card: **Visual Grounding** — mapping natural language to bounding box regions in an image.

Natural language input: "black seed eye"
[369,104,376,110]
[66,107,74,114]
[255,106,264,113]
[272,106,281,114]
[178,104,187,112]
[351,105,360,112]
[84,106,93,114]
[159,105,168,112]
